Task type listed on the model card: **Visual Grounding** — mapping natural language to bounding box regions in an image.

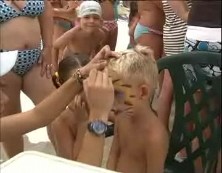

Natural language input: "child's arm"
[0,75,82,141]
[53,4,77,22]
[0,46,116,142]
[53,28,77,61]
[106,122,120,170]
[50,113,76,160]
[145,131,169,173]
[95,29,106,54]
[76,68,114,167]
[167,0,189,22]
[67,0,82,9]
[51,95,87,160]
[54,27,77,49]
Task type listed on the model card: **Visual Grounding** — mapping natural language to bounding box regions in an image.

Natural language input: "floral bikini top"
[0,0,44,23]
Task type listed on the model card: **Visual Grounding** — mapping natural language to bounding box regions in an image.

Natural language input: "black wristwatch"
[88,120,108,136]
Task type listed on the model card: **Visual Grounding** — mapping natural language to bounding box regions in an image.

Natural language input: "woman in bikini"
[99,0,118,51]
[135,0,165,60]
[0,0,55,158]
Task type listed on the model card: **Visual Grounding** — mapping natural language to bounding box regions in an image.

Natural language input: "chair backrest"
[157,51,221,173]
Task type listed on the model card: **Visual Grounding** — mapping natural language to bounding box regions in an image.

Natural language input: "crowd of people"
[0,0,221,173]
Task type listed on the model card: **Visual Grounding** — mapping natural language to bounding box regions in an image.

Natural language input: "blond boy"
[53,1,105,61]
[107,45,169,173]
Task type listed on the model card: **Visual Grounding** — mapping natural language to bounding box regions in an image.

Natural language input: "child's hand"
[70,94,87,121]
[39,47,53,78]
[83,68,114,122]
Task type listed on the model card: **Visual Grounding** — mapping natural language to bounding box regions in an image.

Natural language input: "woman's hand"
[38,1,54,78]
[79,45,119,77]
[39,47,54,78]
[83,68,114,122]
[68,94,88,121]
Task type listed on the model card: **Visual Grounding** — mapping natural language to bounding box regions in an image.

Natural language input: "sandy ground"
[0,20,130,167]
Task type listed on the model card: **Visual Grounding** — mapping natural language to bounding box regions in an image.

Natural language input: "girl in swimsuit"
[0,0,55,158]
[135,0,165,60]
[99,0,118,51]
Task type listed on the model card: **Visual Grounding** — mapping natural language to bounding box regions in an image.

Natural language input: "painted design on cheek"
[112,78,135,106]
[121,84,132,88]
[112,79,121,83]
[124,101,133,106]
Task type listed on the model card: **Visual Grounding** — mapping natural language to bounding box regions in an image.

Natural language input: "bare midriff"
[100,0,115,21]
[138,1,164,32]
[1,17,41,50]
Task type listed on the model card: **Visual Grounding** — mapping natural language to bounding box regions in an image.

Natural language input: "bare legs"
[1,72,23,158]
[103,26,118,51]
[1,64,55,158]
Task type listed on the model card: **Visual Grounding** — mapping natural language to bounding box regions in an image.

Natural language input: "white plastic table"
[0,151,119,173]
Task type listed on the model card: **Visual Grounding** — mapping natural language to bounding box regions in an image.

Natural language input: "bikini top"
[0,0,44,23]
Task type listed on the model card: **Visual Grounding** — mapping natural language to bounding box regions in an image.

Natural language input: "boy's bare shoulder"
[69,26,82,35]
[98,28,106,40]
[145,120,169,146]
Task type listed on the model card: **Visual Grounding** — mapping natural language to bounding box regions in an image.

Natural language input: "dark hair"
[52,53,90,88]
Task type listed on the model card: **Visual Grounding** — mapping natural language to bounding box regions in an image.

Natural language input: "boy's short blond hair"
[108,45,159,95]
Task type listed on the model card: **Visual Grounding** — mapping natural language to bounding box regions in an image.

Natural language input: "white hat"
[78,1,102,17]
[0,50,18,77]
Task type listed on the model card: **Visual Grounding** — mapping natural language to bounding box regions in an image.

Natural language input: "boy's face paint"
[113,79,135,106]
[109,71,136,114]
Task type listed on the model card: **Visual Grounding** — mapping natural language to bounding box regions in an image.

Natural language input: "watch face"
[91,121,107,135]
